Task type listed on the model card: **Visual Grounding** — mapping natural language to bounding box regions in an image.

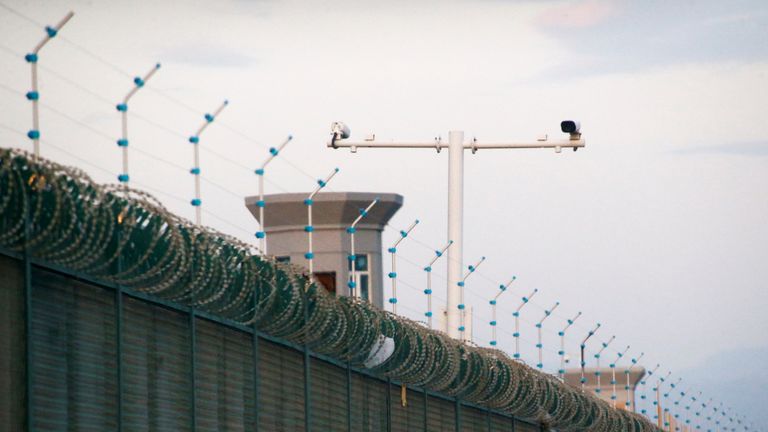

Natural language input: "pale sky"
[1,0,767,427]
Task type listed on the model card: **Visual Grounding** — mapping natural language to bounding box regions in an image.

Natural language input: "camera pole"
[328,125,585,339]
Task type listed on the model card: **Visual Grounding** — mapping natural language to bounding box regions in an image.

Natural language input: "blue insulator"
[499,284,505,290]
[423,289,432,295]
[346,227,356,234]
[116,103,127,112]
[400,230,407,237]
[388,298,397,304]
[254,168,264,175]
[425,311,432,317]
[204,113,214,122]
[316,179,326,187]
[133,77,145,87]
[610,379,616,384]
[512,312,519,317]
[117,174,129,182]
[458,326,465,331]
[513,353,520,359]
[27,130,40,139]
[268,147,278,156]
[489,300,496,305]
[611,395,617,400]
[388,272,396,278]
[435,250,442,257]
[468,265,475,272]
[595,371,601,376]
[535,323,542,328]
[25,91,39,101]
[117,139,129,147]
[190,198,201,206]
[25,53,38,63]
[256,200,265,208]
[388,247,396,253]
[490,320,496,326]
[359,209,368,216]
[558,350,564,355]
[558,369,565,374]
[536,363,543,369]
[595,388,602,393]
[347,281,356,288]
[558,331,564,336]
[522,297,529,303]
[458,304,465,310]
[490,341,497,346]
[45,26,57,37]
[609,363,615,368]
[255,231,265,239]
[304,225,313,232]
[536,343,542,348]
[304,252,314,259]
[303,199,313,206]
[457,281,464,287]
[513,332,519,337]
[190,167,200,175]
[188,136,199,144]
[424,266,432,272]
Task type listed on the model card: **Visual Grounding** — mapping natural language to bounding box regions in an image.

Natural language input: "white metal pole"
[580,322,601,392]
[116,63,160,189]
[305,167,340,274]
[610,345,631,408]
[593,335,616,395]
[423,240,453,329]
[640,362,659,418]
[535,301,559,370]
[446,130,464,338]
[25,11,74,159]
[490,276,516,347]
[458,255,485,342]
[558,311,581,379]
[189,100,228,224]
[388,219,419,314]
[513,288,538,359]
[347,198,378,300]
[255,135,293,254]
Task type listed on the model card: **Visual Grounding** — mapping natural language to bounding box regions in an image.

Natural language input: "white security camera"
[560,120,581,135]
[330,122,351,148]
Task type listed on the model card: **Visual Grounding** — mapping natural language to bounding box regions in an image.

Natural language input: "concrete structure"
[245,192,402,309]
[564,367,646,411]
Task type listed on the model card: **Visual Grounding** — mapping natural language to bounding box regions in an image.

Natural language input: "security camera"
[560,120,581,134]
[330,122,351,148]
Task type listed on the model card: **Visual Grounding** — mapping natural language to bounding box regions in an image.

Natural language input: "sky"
[1,0,767,428]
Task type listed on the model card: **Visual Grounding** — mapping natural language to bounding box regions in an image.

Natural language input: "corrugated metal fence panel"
[123,296,192,431]
[195,318,255,432]
[0,255,24,431]
[351,374,388,431]
[390,385,426,431]
[426,395,456,432]
[259,339,305,431]
[515,418,540,432]
[490,412,514,431]
[310,358,347,431]
[462,404,489,432]
[31,269,118,431]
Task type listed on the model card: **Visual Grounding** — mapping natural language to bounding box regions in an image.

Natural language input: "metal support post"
[458,256,485,341]
[255,135,293,254]
[305,167,340,274]
[535,301,559,370]
[346,198,378,300]
[609,345,630,408]
[188,100,228,225]
[579,323,601,392]
[388,219,418,314]
[558,311,581,379]
[593,335,615,395]
[512,289,538,359]
[25,11,74,159]
[423,240,452,329]
[489,276,515,347]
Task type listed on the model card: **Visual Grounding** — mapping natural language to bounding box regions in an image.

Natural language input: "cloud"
[537,0,619,29]
[160,42,256,68]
